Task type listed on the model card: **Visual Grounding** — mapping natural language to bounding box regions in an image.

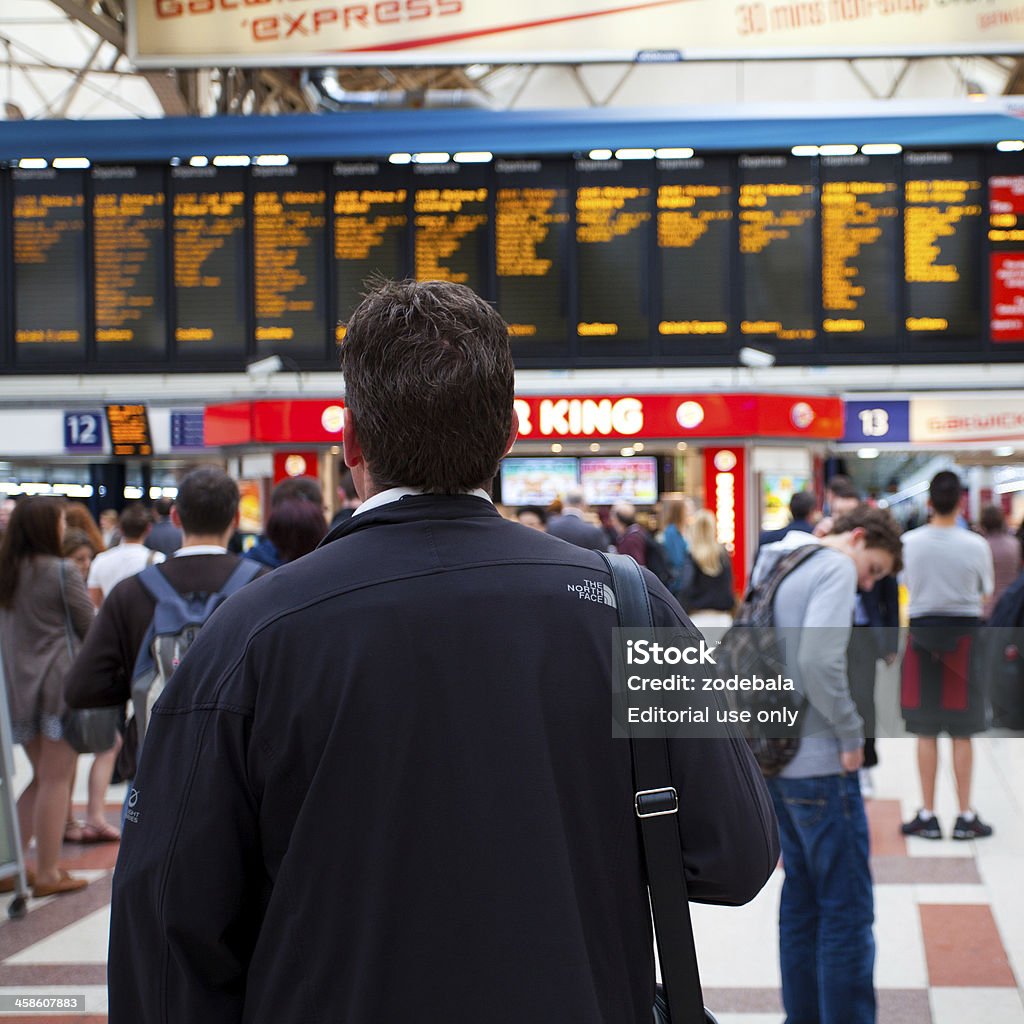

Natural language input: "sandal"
[63,820,86,843]
[78,821,121,844]
[32,870,88,899]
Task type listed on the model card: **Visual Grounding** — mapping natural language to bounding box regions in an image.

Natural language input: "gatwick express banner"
[128,0,1024,67]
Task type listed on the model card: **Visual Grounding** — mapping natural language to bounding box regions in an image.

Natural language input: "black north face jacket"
[109,494,778,1024]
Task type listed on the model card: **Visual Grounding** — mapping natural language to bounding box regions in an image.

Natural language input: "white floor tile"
[691,872,782,989]
[930,987,1024,1024]
[911,884,989,904]
[6,906,109,964]
[874,885,929,989]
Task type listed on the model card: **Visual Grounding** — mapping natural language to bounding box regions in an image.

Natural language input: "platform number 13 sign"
[857,408,890,438]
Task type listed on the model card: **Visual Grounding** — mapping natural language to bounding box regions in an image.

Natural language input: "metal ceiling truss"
[2,5,1021,118]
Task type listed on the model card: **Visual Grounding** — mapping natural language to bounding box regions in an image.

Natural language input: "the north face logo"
[567,580,617,607]
[125,787,141,825]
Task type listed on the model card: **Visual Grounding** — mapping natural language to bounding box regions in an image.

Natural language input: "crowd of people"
[0,281,1019,1024]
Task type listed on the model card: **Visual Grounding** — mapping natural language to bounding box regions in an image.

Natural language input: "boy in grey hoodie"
[753,505,903,1024]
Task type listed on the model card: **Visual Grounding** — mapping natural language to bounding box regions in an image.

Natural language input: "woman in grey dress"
[0,498,90,897]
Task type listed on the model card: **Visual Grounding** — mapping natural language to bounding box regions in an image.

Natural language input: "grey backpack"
[129,560,260,748]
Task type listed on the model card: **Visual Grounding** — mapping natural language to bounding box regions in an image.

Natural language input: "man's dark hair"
[174,467,239,537]
[827,474,859,501]
[929,470,963,516]
[833,505,904,574]
[981,505,1006,534]
[340,279,514,494]
[153,497,174,518]
[119,502,153,541]
[789,491,815,521]
[272,476,322,508]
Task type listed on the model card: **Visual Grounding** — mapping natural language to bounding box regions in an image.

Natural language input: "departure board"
[412,164,489,295]
[171,166,247,358]
[656,156,733,350]
[3,140,1024,375]
[988,155,1024,344]
[333,162,409,340]
[820,154,900,341]
[494,159,570,351]
[904,151,984,338]
[252,164,327,360]
[92,166,167,363]
[576,160,651,353]
[12,169,87,365]
[739,155,817,343]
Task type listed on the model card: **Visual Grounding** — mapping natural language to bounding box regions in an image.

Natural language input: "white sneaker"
[859,768,874,799]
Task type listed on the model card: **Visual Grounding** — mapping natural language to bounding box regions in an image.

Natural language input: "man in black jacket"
[108,280,779,1024]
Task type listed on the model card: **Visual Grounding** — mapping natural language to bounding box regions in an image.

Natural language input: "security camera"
[738,346,776,369]
[246,354,284,378]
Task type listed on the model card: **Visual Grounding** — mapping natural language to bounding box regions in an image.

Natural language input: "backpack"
[642,533,677,591]
[118,559,261,779]
[716,543,824,776]
[985,572,1024,730]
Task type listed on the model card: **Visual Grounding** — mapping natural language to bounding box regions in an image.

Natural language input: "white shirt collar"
[353,487,492,518]
[173,545,228,557]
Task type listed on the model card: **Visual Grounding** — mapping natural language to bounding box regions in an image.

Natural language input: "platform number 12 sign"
[64,411,104,452]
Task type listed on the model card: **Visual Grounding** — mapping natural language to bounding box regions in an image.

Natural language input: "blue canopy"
[2,103,1023,162]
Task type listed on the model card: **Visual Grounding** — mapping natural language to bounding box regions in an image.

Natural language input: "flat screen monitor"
[500,458,579,506]
[580,456,658,505]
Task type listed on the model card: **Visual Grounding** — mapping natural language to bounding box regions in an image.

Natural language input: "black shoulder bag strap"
[600,552,708,1024]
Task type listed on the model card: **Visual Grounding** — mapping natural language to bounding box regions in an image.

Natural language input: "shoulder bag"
[600,552,719,1024]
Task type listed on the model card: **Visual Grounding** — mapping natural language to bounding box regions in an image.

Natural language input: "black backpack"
[985,572,1024,730]
[642,533,677,591]
[716,543,824,776]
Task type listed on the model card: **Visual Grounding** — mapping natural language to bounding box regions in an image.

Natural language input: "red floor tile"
[866,798,908,857]
[919,904,1017,987]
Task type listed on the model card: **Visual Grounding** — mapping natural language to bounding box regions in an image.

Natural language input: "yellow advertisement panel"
[129,0,1024,67]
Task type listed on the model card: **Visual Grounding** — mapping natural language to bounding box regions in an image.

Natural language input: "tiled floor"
[0,736,1020,1020]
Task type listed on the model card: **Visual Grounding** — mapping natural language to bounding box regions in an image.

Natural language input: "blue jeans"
[768,773,876,1024]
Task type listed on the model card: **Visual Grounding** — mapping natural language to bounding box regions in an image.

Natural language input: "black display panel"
[12,169,87,365]
[494,158,571,355]
[252,163,328,361]
[738,155,818,345]
[170,166,247,359]
[92,165,168,363]
[412,163,489,295]
[656,156,733,355]
[332,161,409,341]
[820,154,900,345]
[904,151,984,342]
[575,159,651,356]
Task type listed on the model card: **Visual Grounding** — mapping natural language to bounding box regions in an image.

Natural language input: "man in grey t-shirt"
[900,471,994,842]
[756,505,902,1024]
